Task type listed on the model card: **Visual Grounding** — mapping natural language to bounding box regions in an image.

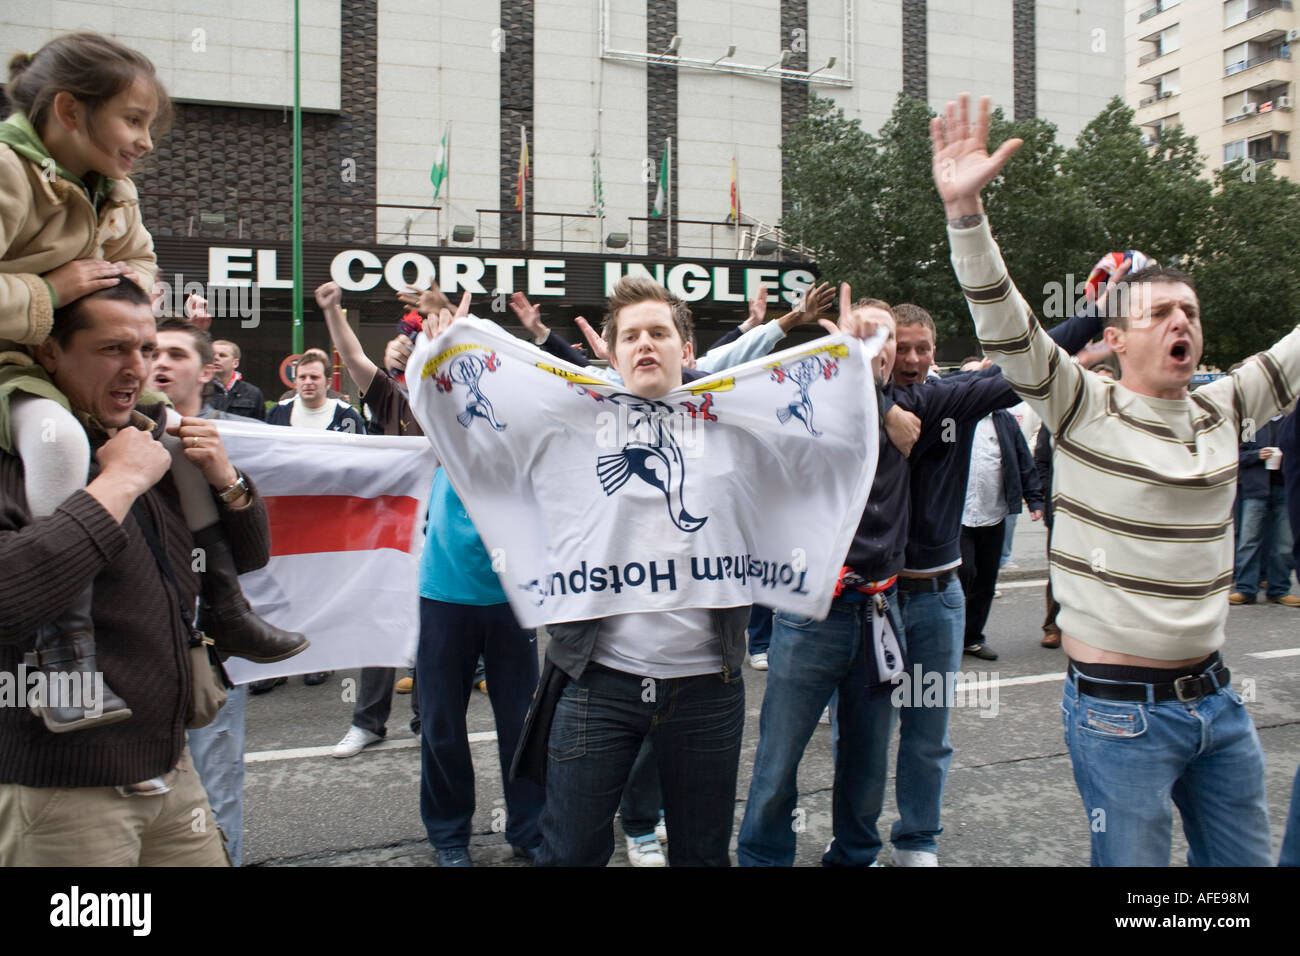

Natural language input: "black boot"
[24,587,133,733]
[193,524,310,663]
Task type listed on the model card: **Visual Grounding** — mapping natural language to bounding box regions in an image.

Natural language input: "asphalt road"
[238,518,1300,867]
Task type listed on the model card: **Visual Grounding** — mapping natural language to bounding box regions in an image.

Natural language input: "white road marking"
[961,672,1067,692]
[245,730,498,764]
[996,578,1049,590]
[1247,647,1300,660]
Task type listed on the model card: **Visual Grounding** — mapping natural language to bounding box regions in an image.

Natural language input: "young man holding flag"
[409,279,888,866]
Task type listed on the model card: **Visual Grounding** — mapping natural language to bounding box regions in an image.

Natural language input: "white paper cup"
[1266,447,1283,471]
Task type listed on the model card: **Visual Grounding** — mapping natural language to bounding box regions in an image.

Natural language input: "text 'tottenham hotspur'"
[530,554,811,602]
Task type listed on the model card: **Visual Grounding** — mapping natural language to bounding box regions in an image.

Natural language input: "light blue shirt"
[418,468,507,605]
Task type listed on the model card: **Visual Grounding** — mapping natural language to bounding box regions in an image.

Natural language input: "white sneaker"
[655,816,667,844]
[626,833,666,867]
[332,725,383,759]
[750,652,769,670]
[819,706,831,725]
[893,849,938,867]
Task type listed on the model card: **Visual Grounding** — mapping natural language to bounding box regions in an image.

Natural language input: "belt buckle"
[1173,674,1201,703]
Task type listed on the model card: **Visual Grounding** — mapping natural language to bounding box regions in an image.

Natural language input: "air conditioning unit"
[1280,95,1294,111]
[1288,29,1300,43]
[1140,133,1156,147]
[1242,102,1258,115]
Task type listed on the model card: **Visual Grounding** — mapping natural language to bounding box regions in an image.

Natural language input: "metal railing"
[1139,90,1175,107]
[1138,2,1170,23]
[1226,49,1291,75]
[1244,0,1292,23]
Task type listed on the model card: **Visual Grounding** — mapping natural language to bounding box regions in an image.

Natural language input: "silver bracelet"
[947,213,986,229]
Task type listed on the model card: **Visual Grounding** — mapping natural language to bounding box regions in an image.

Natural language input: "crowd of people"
[0,33,1298,868]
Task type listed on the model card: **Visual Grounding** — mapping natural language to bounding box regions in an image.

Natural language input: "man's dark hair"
[156,317,214,368]
[1104,265,1197,331]
[50,277,152,347]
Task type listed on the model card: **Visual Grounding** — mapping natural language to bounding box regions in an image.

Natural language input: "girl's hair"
[6,32,172,144]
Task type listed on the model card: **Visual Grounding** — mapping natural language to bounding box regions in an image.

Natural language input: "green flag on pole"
[651,141,668,218]
[430,127,448,199]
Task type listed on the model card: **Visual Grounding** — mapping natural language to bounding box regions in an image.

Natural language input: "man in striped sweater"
[932,93,1292,866]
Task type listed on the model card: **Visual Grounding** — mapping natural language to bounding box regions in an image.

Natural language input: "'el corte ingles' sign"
[201,245,816,307]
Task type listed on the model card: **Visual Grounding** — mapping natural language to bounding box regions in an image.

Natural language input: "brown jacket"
[0,139,157,364]
[0,406,270,787]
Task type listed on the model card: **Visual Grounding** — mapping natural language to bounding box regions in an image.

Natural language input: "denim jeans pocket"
[774,611,818,629]
[938,584,965,611]
[1078,702,1148,740]
[548,684,589,761]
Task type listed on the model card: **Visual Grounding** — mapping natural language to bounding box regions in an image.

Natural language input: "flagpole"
[444,121,451,243]
[291,0,303,355]
[734,143,740,259]
[521,125,528,249]
[666,136,672,256]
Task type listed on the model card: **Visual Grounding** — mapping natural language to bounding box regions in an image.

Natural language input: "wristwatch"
[216,471,250,505]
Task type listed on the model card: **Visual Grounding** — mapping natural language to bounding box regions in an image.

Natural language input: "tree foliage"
[782,92,1298,366]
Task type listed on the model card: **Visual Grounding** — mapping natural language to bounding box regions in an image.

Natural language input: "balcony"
[1225,48,1291,76]
[1138,1,1178,23]
[1139,90,1177,108]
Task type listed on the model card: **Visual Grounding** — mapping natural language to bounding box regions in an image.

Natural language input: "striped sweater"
[950,220,1300,659]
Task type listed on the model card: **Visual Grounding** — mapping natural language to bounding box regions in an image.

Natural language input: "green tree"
[1061,96,1211,264]
[1194,159,1300,367]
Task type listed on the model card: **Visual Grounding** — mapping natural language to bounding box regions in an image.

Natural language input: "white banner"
[407,319,882,628]
[212,422,438,683]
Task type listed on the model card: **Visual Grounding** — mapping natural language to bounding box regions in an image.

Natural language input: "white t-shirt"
[289,396,338,429]
[962,415,1007,528]
[590,608,723,679]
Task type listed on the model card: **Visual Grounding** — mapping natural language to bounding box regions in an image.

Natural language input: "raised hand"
[397,283,452,317]
[747,283,768,328]
[509,291,548,343]
[315,280,342,311]
[575,316,610,361]
[779,281,836,332]
[930,93,1023,218]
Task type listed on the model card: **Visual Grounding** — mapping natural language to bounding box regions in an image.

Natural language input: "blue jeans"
[886,576,966,854]
[747,605,773,656]
[1282,763,1300,866]
[187,684,247,866]
[535,664,744,866]
[737,591,902,867]
[415,599,544,852]
[1062,668,1272,866]
[1000,513,1018,567]
[1234,486,1295,598]
[618,736,662,839]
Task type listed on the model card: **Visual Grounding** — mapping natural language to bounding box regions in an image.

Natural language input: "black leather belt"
[898,571,956,593]
[1072,660,1230,703]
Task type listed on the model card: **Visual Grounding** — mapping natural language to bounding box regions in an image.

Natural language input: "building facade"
[4,0,1124,392]
[1129,0,1296,178]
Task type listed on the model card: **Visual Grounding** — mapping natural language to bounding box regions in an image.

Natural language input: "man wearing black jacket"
[211,340,265,421]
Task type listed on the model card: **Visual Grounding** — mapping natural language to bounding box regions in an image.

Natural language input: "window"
[1226,41,1249,73]
[1225,0,1247,27]
[1224,139,1247,163]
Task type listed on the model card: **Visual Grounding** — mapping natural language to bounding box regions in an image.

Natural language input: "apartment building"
[1130,0,1297,176]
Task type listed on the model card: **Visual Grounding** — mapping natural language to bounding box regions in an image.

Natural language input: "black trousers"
[959,520,1006,648]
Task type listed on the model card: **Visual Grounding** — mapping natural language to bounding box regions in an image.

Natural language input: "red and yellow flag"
[515,128,530,210]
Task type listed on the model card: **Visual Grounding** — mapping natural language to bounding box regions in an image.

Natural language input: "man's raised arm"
[934,93,1084,434]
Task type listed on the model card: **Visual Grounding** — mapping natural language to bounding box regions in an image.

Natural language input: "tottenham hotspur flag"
[407,318,884,629]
